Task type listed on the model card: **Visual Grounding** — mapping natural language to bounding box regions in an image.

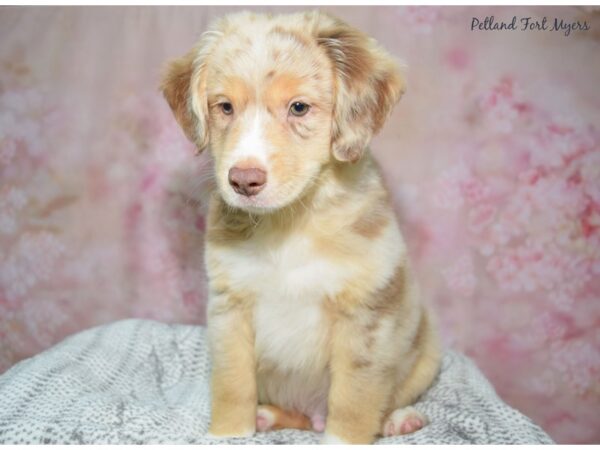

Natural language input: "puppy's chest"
[217,234,345,371]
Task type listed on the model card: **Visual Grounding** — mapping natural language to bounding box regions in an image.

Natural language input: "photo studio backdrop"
[0,5,598,444]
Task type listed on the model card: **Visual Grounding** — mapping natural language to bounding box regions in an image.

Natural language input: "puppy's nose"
[228,167,267,196]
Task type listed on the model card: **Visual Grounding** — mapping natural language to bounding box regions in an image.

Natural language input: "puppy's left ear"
[317,15,406,162]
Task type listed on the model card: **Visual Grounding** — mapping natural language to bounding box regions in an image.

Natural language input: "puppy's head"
[161,11,405,214]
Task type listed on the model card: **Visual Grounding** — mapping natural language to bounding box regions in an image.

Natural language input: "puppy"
[161,10,441,444]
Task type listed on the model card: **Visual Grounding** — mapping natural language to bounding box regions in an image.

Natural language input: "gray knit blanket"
[0,319,553,444]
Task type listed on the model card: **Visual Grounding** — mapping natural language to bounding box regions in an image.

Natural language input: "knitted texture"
[0,319,553,444]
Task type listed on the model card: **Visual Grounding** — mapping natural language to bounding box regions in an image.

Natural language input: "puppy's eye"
[220,102,233,115]
[289,102,309,117]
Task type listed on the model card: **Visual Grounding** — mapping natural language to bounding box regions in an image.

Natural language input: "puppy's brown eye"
[220,102,233,115]
[290,102,309,117]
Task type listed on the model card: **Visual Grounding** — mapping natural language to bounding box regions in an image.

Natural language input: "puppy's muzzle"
[228,167,267,197]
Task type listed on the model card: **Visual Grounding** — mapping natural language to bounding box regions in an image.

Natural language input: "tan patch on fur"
[269,26,311,48]
[372,264,406,315]
[351,194,391,239]
[267,146,303,190]
[208,117,243,167]
[326,261,406,319]
[234,157,265,171]
[351,357,372,369]
[209,76,252,111]
[263,73,303,108]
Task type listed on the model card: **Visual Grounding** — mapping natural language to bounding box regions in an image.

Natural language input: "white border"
[0,1,594,448]
[0,444,588,448]
[2,0,600,6]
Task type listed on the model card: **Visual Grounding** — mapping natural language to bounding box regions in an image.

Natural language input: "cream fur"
[162,10,441,444]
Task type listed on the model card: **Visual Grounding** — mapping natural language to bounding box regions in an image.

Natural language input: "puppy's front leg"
[207,299,257,438]
[323,313,395,444]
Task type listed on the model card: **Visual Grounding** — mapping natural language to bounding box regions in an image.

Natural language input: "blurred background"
[0,5,598,444]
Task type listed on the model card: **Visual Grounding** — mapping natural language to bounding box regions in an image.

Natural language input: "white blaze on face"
[229,110,270,170]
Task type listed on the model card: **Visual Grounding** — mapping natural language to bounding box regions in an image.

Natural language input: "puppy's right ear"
[161,41,212,152]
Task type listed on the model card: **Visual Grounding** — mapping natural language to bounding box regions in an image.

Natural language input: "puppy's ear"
[317,16,405,162]
[161,34,217,152]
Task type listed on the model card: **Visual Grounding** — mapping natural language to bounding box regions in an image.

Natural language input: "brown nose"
[228,167,267,197]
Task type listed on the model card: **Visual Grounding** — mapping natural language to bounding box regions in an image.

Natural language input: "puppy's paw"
[311,414,326,433]
[206,426,255,439]
[321,433,351,444]
[382,406,428,437]
[256,406,276,432]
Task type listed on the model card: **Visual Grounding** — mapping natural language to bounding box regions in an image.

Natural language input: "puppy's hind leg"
[256,404,312,432]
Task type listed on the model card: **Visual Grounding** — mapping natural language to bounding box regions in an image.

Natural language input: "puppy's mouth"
[222,179,304,215]
[228,191,276,213]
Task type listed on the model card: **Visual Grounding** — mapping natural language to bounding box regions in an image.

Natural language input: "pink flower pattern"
[0,6,598,444]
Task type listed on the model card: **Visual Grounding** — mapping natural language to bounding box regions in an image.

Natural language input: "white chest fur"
[211,232,343,415]
[215,233,344,371]
[208,218,405,415]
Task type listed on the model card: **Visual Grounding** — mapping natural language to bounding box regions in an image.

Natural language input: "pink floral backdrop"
[0,5,599,444]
